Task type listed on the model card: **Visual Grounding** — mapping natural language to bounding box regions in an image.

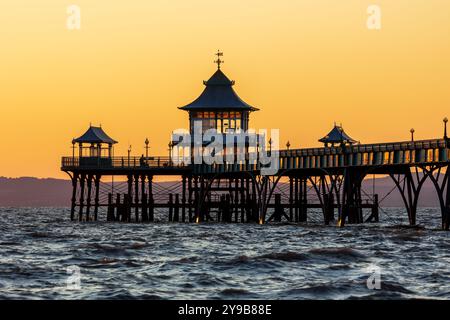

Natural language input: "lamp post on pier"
[256,138,260,166]
[72,138,76,160]
[443,117,448,139]
[410,128,415,142]
[145,138,150,159]
[286,141,291,151]
[268,137,273,156]
[168,141,173,166]
[127,145,131,166]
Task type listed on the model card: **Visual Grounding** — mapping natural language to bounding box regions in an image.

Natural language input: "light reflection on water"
[0,207,449,299]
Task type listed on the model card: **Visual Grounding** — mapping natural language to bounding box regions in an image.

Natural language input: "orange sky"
[1,0,450,178]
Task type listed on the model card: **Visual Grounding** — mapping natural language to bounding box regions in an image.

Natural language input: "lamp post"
[168,141,173,165]
[256,138,260,166]
[410,128,415,142]
[127,145,131,166]
[444,117,448,139]
[286,141,291,151]
[145,138,149,158]
[268,137,272,156]
[71,138,76,160]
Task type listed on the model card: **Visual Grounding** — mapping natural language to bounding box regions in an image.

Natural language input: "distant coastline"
[0,176,440,208]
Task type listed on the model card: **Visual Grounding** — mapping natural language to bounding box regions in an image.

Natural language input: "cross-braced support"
[390,166,429,226]
[422,165,450,230]
[309,174,341,225]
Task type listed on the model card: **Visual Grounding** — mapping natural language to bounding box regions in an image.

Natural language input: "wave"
[256,251,308,262]
[308,247,366,260]
[0,207,448,299]
[223,251,307,267]
[29,232,50,238]
[176,256,200,264]
[220,288,252,296]
[381,281,415,294]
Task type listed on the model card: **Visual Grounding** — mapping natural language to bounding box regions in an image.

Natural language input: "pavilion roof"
[179,69,258,112]
[319,125,357,144]
[74,126,118,144]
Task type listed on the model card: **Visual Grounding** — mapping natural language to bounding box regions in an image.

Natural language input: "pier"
[61,53,450,230]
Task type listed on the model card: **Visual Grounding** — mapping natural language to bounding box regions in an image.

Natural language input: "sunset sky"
[1,0,450,178]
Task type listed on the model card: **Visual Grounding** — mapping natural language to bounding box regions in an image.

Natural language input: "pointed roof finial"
[214,50,224,69]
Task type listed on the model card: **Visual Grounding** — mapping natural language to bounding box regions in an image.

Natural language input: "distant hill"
[0,176,440,207]
[361,176,439,207]
[0,177,72,207]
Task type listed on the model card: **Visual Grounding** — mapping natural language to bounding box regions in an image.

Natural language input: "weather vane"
[214,50,224,69]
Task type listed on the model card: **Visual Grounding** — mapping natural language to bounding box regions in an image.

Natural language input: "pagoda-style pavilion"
[319,124,357,147]
[73,125,118,167]
[73,125,117,157]
[179,51,258,135]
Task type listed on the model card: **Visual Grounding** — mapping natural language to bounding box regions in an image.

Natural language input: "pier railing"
[279,138,447,157]
[62,138,450,172]
[61,156,187,170]
[277,138,450,170]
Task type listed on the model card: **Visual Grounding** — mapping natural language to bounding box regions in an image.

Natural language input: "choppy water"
[0,207,449,300]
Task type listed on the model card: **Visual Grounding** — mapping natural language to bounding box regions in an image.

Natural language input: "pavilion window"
[236,119,242,130]
[192,113,219,133]
[222,120,229,133]
[230,119,236,130]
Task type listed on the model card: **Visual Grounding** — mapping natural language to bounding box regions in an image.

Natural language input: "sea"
[0,207,449,300]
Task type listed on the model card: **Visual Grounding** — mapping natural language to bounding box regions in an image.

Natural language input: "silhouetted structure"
[61,53,450,230]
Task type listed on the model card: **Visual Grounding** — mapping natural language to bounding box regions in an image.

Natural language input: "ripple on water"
[220,288,254,298]
[256,251,308,262]
[308,247,367,262]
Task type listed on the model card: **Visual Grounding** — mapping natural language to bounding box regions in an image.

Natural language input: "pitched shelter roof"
[179,69,259,112]
[74,126,118,144]
[319,125,356,145]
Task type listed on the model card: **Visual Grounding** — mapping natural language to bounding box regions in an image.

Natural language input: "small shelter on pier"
[73,125,117,158]
[319,124,357,147]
